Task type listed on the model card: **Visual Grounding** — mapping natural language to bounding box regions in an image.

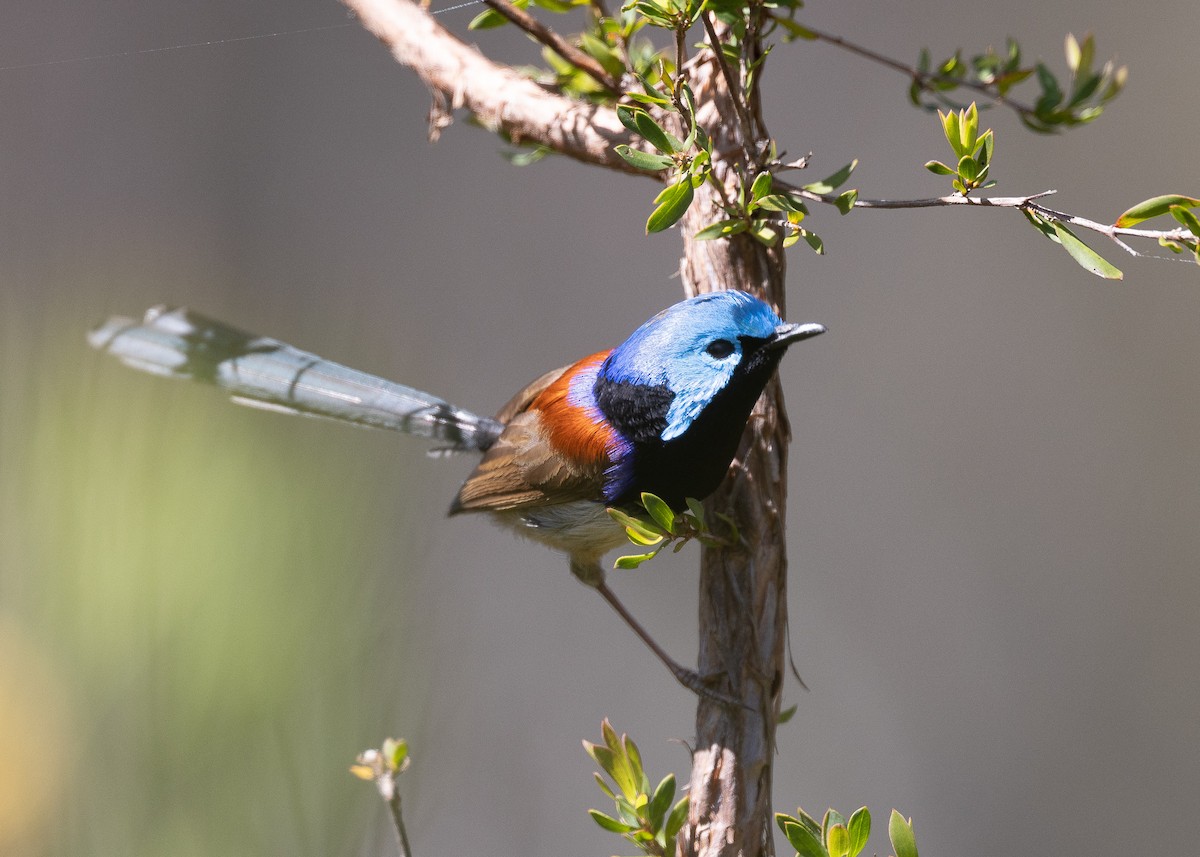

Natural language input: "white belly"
[490,500,629,561]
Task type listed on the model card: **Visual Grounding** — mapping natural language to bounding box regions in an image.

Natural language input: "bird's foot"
[669,665,748,709]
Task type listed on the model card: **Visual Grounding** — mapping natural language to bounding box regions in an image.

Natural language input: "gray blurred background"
[1,1,1197,855]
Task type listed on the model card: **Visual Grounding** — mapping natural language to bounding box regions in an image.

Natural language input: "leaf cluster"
[777,806,917,857]
[694,161,856,251]
[350,737,411,800]
[606,492,738,569]
[584,719,689,857]
[911,34,1125,133]
[1117,195,1200,263]
[1021,195,1200,280]
[614,98,715,233]
[924,102,994,195]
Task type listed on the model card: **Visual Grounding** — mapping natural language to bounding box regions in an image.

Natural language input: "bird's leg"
[570,559,742,707]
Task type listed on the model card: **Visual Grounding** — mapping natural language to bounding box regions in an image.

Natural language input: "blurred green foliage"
[0,319,423,855]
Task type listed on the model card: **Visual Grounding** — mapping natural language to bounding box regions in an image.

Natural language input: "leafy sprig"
[924,102,994,195]
[585,720,689,857]
[911,33,1125,132]
[606,492,739,569]
[777,806,918,857]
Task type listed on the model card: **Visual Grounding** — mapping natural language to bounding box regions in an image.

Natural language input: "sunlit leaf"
[615,145,673,171]
[590,809,637,833]
[640,492,676,534]
[888,811,918,857]
[782,820,830,857]
[1051,223,1123,279]
[1115,194,1200,228]
[802,160,858,194]
[847,808,871,857]
[646,179,694,233]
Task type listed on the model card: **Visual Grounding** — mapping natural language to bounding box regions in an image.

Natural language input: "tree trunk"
[678,37,791,857]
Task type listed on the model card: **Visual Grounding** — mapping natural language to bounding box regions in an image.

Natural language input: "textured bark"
[341,0,645,174]
[677,42,789,857]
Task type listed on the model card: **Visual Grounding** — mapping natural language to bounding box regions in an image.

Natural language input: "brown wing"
[448,353,613,515]
[492,365,569,426]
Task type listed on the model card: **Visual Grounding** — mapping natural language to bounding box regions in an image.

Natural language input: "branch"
[700,12,759,162]
[340,0,644,174]
[781,182,1197,259]
[480,0,621,93]
[791,21,1040,122]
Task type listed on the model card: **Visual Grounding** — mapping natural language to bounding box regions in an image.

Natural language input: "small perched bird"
[90,291,825,696]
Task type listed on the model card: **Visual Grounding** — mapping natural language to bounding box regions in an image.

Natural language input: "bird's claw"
[671,666,749,709]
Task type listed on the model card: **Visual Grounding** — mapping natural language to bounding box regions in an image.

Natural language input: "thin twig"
[700,12,760,163]
[788,20,1039,121]
[386,791,413,857]
[779,181,1197,258]
[481,0,621,93]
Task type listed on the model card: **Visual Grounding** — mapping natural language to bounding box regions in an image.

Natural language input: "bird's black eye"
[705,338,735,359]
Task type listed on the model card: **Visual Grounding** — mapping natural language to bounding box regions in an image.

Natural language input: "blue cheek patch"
[661,361,736,441]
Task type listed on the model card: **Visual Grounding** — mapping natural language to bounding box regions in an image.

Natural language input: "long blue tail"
[89,306,503,453]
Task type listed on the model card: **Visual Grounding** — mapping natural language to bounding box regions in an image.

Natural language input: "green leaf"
[777,808,822,840]
[755,193,808,214]
[626,527,665,547]
[647,774,676,830]
[1051,222,1123,279]
[888,810,918,857]
[615,145,673,171]
[666,795,689,840]
[800,229,824,254]
[827,824,850,857]
[589,809,636,833]
[684,497,705,525]
[957,154,978,184]
[626,89,673,106]
[960,102,979,153]
[694,219,748,240]
[616,104,644,134]
[750,171,773,202]
[847,808,871,857]
[1170,204,1200,239]
[615,550,658,568]
[748,220,779,246]
[802,160,858,194]
[622,734,646,790]
[939,109,962,157]
[777,703,797,724]
[635,111,684,154]
[835,189,858,215]
[502,146,550,167]
[468,7,510,29]
[823,810,846,840]
[579,31,627,79]
[1064,32,1081,73]
[606,507,666,542]
[383,737,409,770]
[924,160,955,176]
[646,179,694,233]
[1115,194,1200,228]
[641,492,677,534]
[1023,209,1059,242]
[593,772,616,800]
[782,820,830,857]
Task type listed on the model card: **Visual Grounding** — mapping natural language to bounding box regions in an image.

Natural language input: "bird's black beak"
[767,321,827,350]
